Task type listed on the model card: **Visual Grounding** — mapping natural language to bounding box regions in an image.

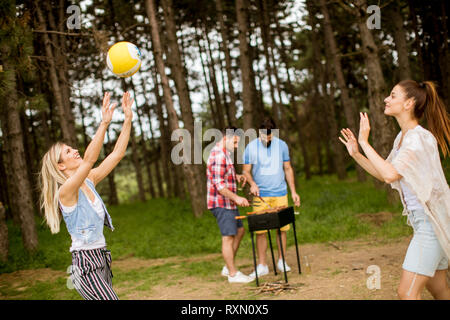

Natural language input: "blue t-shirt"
[243,137,290,197]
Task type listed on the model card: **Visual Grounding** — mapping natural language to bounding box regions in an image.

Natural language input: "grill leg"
[278,228,288,283]
[267,229,277,275]
[250,231,259,287]
[292,221,302,274]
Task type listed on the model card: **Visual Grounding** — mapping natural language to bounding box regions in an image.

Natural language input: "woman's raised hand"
[339,128,359,157]
[101,92,117,125]
[358,112,371,144]
[121,91,134,121]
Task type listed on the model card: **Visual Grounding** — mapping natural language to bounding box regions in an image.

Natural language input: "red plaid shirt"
[206,144,237,210]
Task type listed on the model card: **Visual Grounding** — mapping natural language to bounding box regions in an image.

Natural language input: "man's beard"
[261,140,272,148]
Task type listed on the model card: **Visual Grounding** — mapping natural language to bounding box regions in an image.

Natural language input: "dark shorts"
[210,207,243,236]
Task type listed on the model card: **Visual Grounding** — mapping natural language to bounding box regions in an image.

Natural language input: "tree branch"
[32,29,92,37]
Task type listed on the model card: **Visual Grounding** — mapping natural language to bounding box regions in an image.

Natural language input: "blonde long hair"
[39,142,68,234]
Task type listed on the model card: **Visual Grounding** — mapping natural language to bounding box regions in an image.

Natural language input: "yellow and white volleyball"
[106,42,142,78]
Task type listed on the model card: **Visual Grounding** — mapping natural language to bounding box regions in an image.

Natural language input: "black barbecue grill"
[244,206,301,286]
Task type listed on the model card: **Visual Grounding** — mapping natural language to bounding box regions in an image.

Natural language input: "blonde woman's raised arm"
[89,91,134,185]
[59,92,116,203]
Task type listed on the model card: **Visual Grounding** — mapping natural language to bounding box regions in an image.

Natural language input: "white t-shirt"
[394,148,424,212]
[59,185,107,252]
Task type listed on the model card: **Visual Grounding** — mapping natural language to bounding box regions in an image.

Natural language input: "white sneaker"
[277,259,291,272]
[221,266,229,277]
[228,271,255,283]
[249,264,269,278]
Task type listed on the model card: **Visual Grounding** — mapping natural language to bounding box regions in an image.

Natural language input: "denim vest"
[61,179,114,245]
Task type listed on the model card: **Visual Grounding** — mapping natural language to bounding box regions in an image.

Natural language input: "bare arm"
[339,127,385,182]
[59,92,117,203]
[218,187,238,202]
[357,113,401,184]
[352,152,385,181]
[283,161,296,193]
[359,142,401,183]
[218,187,250,207]
[283,161,300,206]
[89,92,134,186]
[242,163,260,196]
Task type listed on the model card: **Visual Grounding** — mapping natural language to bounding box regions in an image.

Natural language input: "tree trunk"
[387,4,412,81]
[2,142,20,225]
[39,110,52,149]
[150,64,171,198]
[78,92,89,149]
[248,14,265,127]
[319,0,367,181]
[0,60,38,252]
[36,66,53,149]
[18,109,40,211]
[121,78,146,202]
[436,1,450,105]
[130,125,146,202]
[146,0,206,216]
[307,0,348,180]
[265,0,286,130]
[161,0,207,211]
[137,107,156,199]
[204,27,226,130]
[355,0,397,158]
[140,78,163,198]
[408,1,428,80]
[0,202,8,262]
[257,0,281,125]
[0,146,11,217]
[216,0,238,126]
[235,0,255,131]
[218,57,232,127]
[35,4,76,146]
[324,59,349,179]
[45,0,77,139]
[295,104,312,180]
[354,0,399,202]
[196,30,219,129]
[273,3,311,178]
[130,80,156,199]
[105,128,119,206]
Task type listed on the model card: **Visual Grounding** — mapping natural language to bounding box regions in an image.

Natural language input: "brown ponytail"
[398,80,450,157]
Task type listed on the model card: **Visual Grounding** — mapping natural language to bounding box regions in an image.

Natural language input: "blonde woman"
[339,80,450,300]
[39,91,133,300]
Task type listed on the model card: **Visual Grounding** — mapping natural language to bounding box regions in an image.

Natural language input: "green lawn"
[0,172,409,275]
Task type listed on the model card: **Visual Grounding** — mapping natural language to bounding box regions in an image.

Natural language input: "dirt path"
[1,236,448,300]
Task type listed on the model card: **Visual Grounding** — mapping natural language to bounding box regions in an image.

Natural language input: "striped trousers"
[70,247,119,300]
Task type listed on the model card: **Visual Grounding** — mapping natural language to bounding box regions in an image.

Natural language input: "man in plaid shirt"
[207,127,254,283]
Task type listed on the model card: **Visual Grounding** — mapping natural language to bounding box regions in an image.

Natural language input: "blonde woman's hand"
[121,91,134,121]
[358,112,371,145]
[101,92,117,125]
[339,128,360,157]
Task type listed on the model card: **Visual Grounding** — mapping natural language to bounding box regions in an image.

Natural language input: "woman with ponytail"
[39,91,133,300]
[339,80,450,300]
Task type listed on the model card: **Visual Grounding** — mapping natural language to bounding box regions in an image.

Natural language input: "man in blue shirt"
[242,118,300,277]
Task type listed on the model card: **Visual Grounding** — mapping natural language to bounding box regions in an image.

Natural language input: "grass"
[0,172,414,299]
[0,172,409,275]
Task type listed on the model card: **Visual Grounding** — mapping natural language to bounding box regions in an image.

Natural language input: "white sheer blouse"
[386,125,450,259]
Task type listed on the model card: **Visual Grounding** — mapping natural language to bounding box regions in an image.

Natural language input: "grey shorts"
[210,207,243,236]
